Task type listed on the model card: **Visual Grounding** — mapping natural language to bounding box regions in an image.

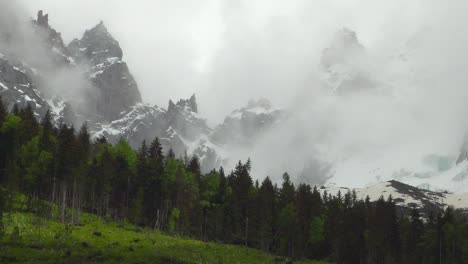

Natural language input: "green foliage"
[167,208,180,233]
[5,104,468,263]
[200,171,221,208]
[18,136,53,193]
[0,211,322,264]
[0,114,21,133]
[310,216,325,244]
[114,138,137,172]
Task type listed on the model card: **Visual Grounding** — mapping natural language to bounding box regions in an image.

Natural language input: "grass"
[0,210,325,264]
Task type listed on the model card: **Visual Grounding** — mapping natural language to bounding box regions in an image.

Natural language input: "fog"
[11,1,468,186]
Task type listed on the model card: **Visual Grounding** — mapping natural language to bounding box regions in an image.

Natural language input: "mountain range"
[2,10,468,206]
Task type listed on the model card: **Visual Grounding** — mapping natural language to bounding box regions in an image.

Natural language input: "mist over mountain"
[2,0,468,194]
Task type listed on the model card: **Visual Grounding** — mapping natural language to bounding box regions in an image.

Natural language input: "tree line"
[1,98,468,263]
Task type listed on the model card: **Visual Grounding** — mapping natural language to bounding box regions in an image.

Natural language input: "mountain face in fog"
[0,10,286,174]
[0,53,48,117]
[321,28,375,94]
[211,98,287,147]
[3,8,468,192]
[68,21,141,121]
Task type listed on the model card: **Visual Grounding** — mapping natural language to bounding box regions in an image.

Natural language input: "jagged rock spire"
[168,94,198,114]
[188,94,198,113]
[37,10,49,27]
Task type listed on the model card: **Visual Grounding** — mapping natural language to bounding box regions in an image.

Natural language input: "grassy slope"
[0,211,324,264]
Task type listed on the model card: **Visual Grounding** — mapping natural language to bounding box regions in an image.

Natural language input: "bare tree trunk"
[60,183,67,223]
[50,176,56,218]
[126,176,130,219]
[71,177,76,225]
[245,217,249,247]
[91,190,95,215]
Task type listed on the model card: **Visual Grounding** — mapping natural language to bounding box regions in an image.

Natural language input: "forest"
[1,98,468,263]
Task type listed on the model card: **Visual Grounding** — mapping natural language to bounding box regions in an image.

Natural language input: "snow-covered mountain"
[3,10,468,204]
[0,50,71,123]
[91,94,210,151]
[0,53,46,116]
[315,28,468,194]
[91,95,286,173]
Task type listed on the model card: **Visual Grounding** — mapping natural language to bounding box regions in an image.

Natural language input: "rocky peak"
[164,94,210,143]
[32,11,72,66]
[36,10,49,27]
[67,21,141,121]
[169,94,198,114]
[69,21,123,64]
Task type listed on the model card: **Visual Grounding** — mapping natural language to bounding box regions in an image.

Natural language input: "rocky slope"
[0,53,47,117]
[91,94,210,150]
[68,21,141,121]
[90,95,286,172]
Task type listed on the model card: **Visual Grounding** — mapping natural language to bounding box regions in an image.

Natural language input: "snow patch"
[0,81,8,90]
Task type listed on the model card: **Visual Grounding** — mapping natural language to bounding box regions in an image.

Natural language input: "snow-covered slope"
[313,28,468,194]
[322,180,468,212]
[89,97,288,173]
[0,54,46,116]
[92,103,167,147]
[90,94,216,163]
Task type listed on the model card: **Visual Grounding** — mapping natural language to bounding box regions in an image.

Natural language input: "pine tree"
[144,138,165,227]
[403,207,424,262]
[149,137,164,161]
[187,155,201,185]
[167,148,175,159]
[279,172,295,208]
[295,183,313,258]
[257,176,276,251]
[0,96,6,124]
[18,103,39,145]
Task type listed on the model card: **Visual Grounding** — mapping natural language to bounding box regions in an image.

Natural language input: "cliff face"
[0,53,47,117]
[68,22,141,121]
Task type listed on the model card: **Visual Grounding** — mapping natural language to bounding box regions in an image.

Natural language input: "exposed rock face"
[68,22,122,65]
[0,53,47,117]
[68,22,141,121]
[320,180,462,216]
[456,140,468,164]
[36,10,49,27]
[166,94,209,141]
[32,10,74,66]
[92,94,210,149]
[92,103,168,147]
